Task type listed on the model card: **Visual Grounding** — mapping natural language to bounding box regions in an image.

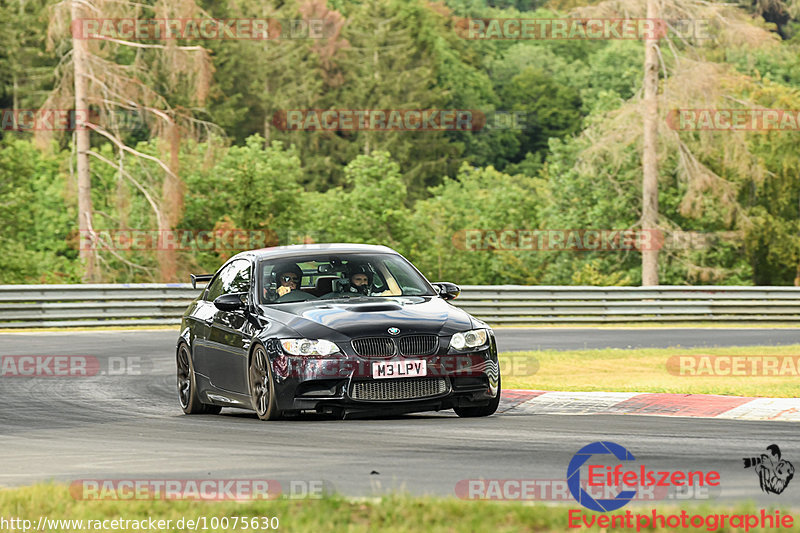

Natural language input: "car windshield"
[258,253,435,304]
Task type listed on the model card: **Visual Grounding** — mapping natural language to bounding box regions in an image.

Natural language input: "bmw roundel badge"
[388,327,400,336]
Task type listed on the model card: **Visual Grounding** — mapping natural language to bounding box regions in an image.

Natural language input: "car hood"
[259,296,473,339]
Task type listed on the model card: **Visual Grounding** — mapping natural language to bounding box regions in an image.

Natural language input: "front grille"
[398,335,438,356]
[352,337,396,357]
[350,378,448,401]
[352,335,439,358]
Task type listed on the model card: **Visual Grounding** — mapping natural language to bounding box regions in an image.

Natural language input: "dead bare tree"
[572,0,779,285]
[71,0,96,281]
[39,0,220,282]
[642,0,660,285]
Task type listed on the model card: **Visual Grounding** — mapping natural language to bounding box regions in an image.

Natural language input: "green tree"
[0,139,78,283]
[409,164,547,284]
[299,151,413,250]
[0,0,55,132]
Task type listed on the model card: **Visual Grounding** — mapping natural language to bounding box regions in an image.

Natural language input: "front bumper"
[268,346,500,414]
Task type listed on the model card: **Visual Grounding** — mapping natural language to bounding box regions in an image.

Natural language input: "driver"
[270,262,316,302]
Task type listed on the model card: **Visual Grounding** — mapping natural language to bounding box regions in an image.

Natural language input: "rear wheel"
[249,345,283,421]
[177,342,221,415]
[454,377,501,418]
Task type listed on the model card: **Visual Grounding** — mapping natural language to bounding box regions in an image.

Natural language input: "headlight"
[280,338,340,357]
[449,329,488,350]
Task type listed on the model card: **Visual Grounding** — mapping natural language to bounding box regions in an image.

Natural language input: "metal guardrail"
[455,286,800,324]
[1,284,800,328]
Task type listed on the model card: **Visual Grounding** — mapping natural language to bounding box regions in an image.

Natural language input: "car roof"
[230,243,398,262]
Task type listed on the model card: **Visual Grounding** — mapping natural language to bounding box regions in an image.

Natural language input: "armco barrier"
[1,284,800,328]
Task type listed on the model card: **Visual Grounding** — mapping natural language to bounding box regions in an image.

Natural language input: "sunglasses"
[281,275,300,283]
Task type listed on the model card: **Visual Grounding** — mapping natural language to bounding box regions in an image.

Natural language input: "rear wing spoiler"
[190,274,214,289]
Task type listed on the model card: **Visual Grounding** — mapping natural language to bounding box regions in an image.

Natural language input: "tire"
[249,344,283,421]
[454,377,501,418]
[177,342,222,415]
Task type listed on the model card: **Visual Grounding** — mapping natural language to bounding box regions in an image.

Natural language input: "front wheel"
[177,342,221,415]
[249,345,283,421]
[454,377,501,418]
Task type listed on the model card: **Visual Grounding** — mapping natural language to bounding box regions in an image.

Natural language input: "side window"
[204,266,229,302]
[295,261,314,288]
[224,260,251,294]
[380,258,421,295]
[382,259,413,288]
[204,260,251,301]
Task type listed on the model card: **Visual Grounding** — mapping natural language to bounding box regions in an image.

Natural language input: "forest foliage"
[2,0,800,285]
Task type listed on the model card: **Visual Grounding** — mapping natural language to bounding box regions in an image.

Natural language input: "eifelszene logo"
[567,441,721,512]
[568,442,637,512]
[743,445,794,495]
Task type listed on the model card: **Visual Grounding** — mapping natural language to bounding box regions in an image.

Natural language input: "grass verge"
[0,483,794,532]
[499,345,800,397]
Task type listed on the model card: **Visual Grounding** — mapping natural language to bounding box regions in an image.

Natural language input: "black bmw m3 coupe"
[177,243,501,420]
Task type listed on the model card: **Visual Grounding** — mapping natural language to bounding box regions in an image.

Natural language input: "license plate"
[372,360,427,379]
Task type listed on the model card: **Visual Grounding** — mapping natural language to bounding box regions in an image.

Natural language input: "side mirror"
[432,282,460,300]
[214,293,246,311]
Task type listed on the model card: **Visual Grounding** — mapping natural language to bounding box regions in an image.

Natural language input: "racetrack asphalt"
[1,329,798,506]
